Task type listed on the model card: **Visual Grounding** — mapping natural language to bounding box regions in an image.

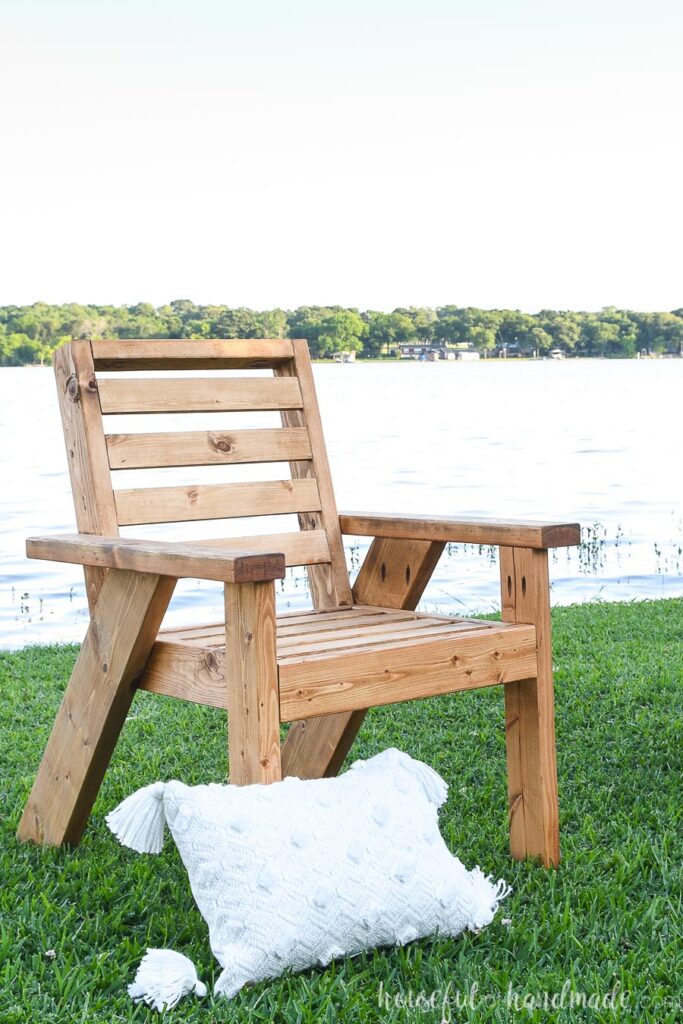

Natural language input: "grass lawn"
[1,599,681,1023]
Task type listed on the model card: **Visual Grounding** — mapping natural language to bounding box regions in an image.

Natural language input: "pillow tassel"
[106,781,167,853]
[467,868,512,930]
[128,948,207,1011]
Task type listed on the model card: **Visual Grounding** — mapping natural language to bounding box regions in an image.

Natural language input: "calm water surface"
[1,360,681,648]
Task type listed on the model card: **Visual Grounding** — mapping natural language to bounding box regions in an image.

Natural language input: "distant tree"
[363,311,414,356]
[537,310,582,353]
[211,307,258,338]
[393,307,435,343]
[2,333,47,365]
[286,307,330,352]
[253,309,288,338]
[631,311,683,354]
[315,310,366,358]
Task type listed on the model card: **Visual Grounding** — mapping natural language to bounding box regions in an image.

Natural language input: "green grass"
[1,599,681,1023]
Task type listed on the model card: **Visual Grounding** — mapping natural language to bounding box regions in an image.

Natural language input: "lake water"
[1,359,681,649]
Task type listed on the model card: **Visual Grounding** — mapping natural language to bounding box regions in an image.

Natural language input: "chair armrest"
[338,512,581,549]
[26,534,286,584]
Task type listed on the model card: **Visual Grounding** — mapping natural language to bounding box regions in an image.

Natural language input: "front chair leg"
[226,580,281,785]
[17,569,176,846]
[499,546,560,867]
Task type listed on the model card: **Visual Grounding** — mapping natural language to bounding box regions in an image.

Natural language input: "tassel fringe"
[468,868,512,930]
[128,948,206,1011]
[106,782,167,854]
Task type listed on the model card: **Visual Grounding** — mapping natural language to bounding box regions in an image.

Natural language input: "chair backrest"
[54,338,352,613]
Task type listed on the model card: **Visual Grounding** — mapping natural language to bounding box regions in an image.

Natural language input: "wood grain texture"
[225,581,281,785]
[139,607,531,717]
[199,530,330,567]
[340,512,581,549]
[276,346,352,610]
[53,341,120,611]
[349,537,446,609]
[114,477,322,526]
[17,570,175,846]
[500,545,560,868]
[280,538,444,779]
[92,338,294,370]
[140,640,228,707]
[277,618,488,657]
[106,427,312,469]
[26,533,286,583]
[98,376,303,414]
[278,624,537,720]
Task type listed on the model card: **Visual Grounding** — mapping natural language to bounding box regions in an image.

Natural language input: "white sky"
[1,0,681,312]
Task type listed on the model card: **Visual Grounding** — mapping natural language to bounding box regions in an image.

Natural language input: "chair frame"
[17,338,580,867]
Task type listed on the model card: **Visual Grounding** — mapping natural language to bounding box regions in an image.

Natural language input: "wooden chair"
[17,339,580,866]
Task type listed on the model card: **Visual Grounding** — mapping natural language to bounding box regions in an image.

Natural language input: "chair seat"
[141,606,537,721]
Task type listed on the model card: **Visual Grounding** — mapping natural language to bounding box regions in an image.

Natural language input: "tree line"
[1,301,682,365]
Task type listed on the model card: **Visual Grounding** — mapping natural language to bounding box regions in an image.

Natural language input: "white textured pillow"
[108,748,508,1000]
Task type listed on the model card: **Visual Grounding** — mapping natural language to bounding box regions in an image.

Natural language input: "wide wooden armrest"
[339,512,581,549]
[26,534,286,583]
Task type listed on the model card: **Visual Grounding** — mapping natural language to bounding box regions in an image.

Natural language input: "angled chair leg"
[499,546,560,867]
[281,537,445,779]
[226,581,281,785]
[17,570,175,846]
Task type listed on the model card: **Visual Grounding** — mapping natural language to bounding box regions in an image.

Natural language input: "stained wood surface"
[98,376,303,414]
[225,581,281,785]
[500,545,559,867]
[138,603,526,721]
[17,570,175,846]
[278,624,536,719]
[200,530,330,567]
[340,512,581,549]
[92,338,294,370]
[106,427,312,469]
[53,342,120,610]
[27,533,286,583]
[275,343,352,610]
[114,477,322,525]
[280,537,444,779]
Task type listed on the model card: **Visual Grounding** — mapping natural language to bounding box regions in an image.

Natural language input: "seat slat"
[92,339,294,370]
[114,478,322,525]
[278,620,494,658]
[98,377,303,414]
[181,611,421,649]
[140,620,537,716]
[106,427,313,469]
[278,624,538,720]
[276,610,415,640]
[157,606,383,644]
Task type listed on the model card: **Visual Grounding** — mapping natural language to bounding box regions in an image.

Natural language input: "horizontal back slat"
[114,478,322,525]
[92,339,294,370]
[98,377,303,414]
[200,530,331,566]
[106,427,312,469]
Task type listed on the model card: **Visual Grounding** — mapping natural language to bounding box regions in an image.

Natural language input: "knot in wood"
[66,374,80,402]
[212,436,233,453]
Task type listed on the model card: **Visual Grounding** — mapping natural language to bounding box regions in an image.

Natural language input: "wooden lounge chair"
[17,339,580,866]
